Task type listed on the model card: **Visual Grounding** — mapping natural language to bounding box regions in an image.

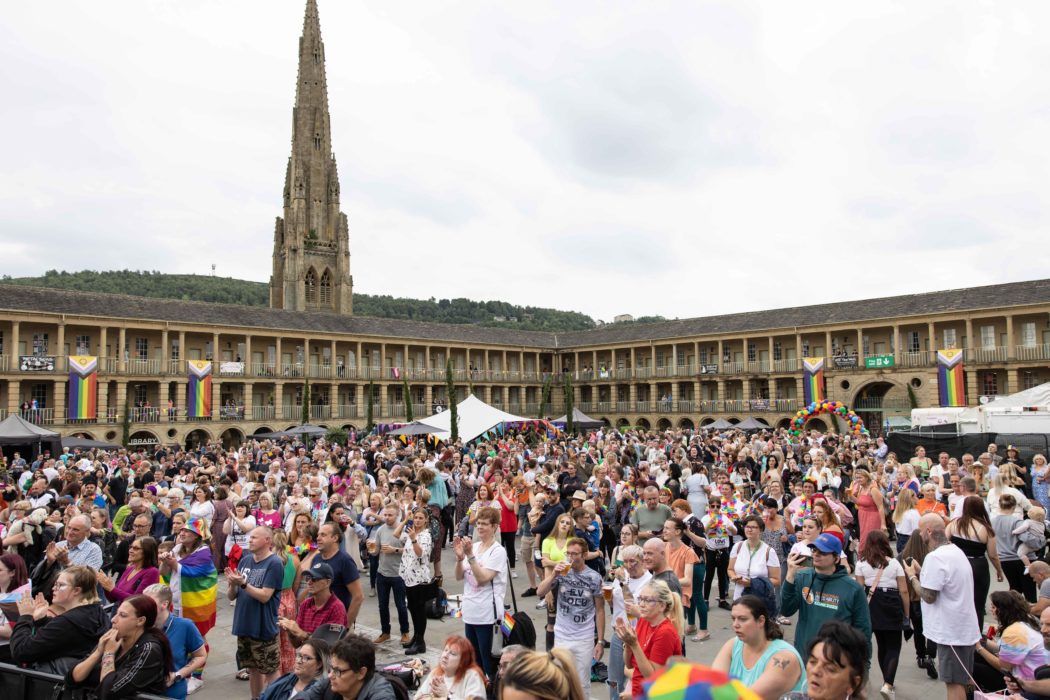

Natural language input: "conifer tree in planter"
[446,359,459,443]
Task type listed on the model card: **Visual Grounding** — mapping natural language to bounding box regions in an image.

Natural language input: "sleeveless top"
[730,638,807,693]
[951,534,988,560]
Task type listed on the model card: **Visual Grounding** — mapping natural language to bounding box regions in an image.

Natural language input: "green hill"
[2,270,598,331]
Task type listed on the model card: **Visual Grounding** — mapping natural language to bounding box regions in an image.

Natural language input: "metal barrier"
[0,661,170,700]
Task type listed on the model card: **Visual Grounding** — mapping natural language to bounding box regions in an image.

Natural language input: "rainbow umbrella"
[642,661,761,700]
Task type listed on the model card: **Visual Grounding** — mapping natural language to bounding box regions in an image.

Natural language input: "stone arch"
[220,427,245,449]
[700,417,716,427]
[341,423,358,432]
[615,418,631,428]
[254,426,275,435]
[184,428,213,450]
[678,418,695,430]
[305,267,318,305]
[727,417,741,425]
[128,429,160,450]
[636,418,651,430]
[850,379,903,408]
[657,418,672,431]
[319,269,333,307]
[70,430,96,440]
[805,417,828,432]
[776,417,793,429]
[599,417,611,427]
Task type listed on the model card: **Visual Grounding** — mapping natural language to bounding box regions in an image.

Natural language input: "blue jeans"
[607,634,625,700]
[464,622,496,681]
[376,574,409,634]
[368,554,379,590]
[685,561,708,631]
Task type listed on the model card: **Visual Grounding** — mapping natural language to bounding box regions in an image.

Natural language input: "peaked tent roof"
[0,414,60,441]
[705,419,735,430]
[62,436,123,451]
[552,408,605,430]
[957,381,1050,422]
[735,417,770,430]
[417,394,530,443]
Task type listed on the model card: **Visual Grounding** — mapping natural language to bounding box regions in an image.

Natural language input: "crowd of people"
[0,426,1048,700]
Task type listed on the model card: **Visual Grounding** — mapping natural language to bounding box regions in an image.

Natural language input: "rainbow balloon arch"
[789,400,869,437]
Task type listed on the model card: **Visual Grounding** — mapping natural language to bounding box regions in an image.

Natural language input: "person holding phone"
[397,507,435,655]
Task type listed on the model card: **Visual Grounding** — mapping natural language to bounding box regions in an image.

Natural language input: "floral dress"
[1034,462,1050,512]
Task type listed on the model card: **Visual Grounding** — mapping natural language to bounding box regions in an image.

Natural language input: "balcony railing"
[252,405,276,421]
[773,358,798,373]
[898,351,932,368]
[16,408,54,425]
[337,404,359,418]
[746,360,770,373]
[723,360,744,373]
[220,405,246,420]
[970,346,1008,363]
[1016,344,1050,362]
[852,397,912,410]
[309,405,332,420]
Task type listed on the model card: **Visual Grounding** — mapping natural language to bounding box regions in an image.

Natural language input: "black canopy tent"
[0,414,63,460]
[552,408,605,430]
[705,419,735,430]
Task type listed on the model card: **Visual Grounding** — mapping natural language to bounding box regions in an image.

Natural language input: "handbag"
[950,645,1011,700]
[865,566,904,630]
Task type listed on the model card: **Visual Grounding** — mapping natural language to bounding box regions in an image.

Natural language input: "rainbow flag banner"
[500,610,516,637]
[67,355,98,420]
[187,360,213,418]
[937,348,967,407]
[802,357,826,405]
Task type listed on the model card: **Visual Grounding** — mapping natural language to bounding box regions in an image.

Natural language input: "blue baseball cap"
[808,533,843,556]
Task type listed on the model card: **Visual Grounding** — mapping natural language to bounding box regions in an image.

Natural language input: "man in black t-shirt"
[312,522,364,627]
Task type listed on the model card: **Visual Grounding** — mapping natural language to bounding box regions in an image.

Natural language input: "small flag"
[501,611,516,637]
[0,581,30,604]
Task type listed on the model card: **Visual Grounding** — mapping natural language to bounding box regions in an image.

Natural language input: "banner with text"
[67,355,98,420]
[802,357,826,405]
[187,360,213,418]
[937,349,966,407]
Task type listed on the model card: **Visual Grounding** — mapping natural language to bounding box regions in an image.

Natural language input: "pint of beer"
[367,540,378,555]
[602,584,614,603]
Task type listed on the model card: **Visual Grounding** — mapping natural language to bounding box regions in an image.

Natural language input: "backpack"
[734,541,779,619]
[377,671,412,700]
[502,562,537,650]
[425,588,447,620]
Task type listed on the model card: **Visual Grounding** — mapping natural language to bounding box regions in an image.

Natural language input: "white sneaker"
[879,684,894,700]
[511,571,519,579]
[187,678,204,695]
[535,598,547,609]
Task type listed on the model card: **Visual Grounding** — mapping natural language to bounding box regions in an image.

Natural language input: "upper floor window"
[305,269,318,304]
[746,343,756,362]
[943,328,957,349]
[135,337,148,360]
[773,341,782,361]
[981,325,996,350]
[1023,371,1040,390]
[75,335,90,355]
[1021,322,1037,348]
[907,331,920,353]
[32,333,48,356]
[320,270,332,307]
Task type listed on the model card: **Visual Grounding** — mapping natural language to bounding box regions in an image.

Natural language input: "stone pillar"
[99,327,107,363]
[927,322,936,354]
[177,331,185,373]
[893,325,901,360]
[824,331,832,358]
[630,348,636,377]
[212,332,220,362]
[628,383,637,406]
[1007,368,1019,395]
[275,383,284,418]
[118,328,126,372]
[768,337,775,370]
[965,319,974,355]
[97,380,108,421]
[161,329,169,373]
[54,380,66,424]
[212,378,221,421]
[244,378,254,419]
[7,379,19,415]
[856,329,864,360]
[967,369,979,406]
[716,379,725,403]
[1006,316,1015,360]
[275,338,283,374]
[10,321,19,366]
[717,340,724,369]
[795,333,802,364]
[379,383,388,417]
[115,381,128,416]
[244,335,253,375]
[424,384,433,412]
[56,322,66,359]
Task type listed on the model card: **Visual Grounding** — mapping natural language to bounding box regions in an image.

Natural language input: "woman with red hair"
[415,635,487,700]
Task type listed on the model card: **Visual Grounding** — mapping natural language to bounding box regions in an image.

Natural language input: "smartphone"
[906,557,916,567]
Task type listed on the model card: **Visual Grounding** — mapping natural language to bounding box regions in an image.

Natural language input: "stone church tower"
[270,0,353,314]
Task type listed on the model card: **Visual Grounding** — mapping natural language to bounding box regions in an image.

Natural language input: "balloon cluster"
[789,400,868,437]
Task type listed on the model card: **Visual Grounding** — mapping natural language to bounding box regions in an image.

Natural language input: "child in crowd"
[1014,506,1048,573]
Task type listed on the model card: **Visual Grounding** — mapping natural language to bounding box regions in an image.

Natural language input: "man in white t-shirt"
[537,538,605,700]
[950,477,979,520]
[906,513,979,700]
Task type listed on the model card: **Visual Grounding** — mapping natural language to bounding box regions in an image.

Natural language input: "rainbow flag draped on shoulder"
[166,546,217,637]
[186,360,213,418]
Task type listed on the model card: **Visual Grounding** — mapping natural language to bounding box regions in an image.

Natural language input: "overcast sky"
[2,1,1049,323]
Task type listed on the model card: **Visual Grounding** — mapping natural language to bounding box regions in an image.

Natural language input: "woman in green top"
[272,530,301,675]
[712,595,805,700]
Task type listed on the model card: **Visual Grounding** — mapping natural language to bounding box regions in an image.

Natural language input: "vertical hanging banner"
[937,349,967,407]
[802,357,826,405]
[187,360,213,418]
[67,356,98,420]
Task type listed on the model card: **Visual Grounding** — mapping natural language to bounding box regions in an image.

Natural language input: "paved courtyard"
[195,553,1003,700]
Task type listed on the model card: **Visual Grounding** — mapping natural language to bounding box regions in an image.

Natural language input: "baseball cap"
[808,533,843,556]
[303,562,334,581]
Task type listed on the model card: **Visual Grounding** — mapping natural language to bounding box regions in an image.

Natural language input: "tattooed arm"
[752,651,803,700]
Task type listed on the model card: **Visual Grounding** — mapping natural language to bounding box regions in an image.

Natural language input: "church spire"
[270,0,353,315]
[292,0,331,161]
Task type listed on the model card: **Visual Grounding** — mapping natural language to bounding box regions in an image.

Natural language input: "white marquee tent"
[416,394,531,443]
